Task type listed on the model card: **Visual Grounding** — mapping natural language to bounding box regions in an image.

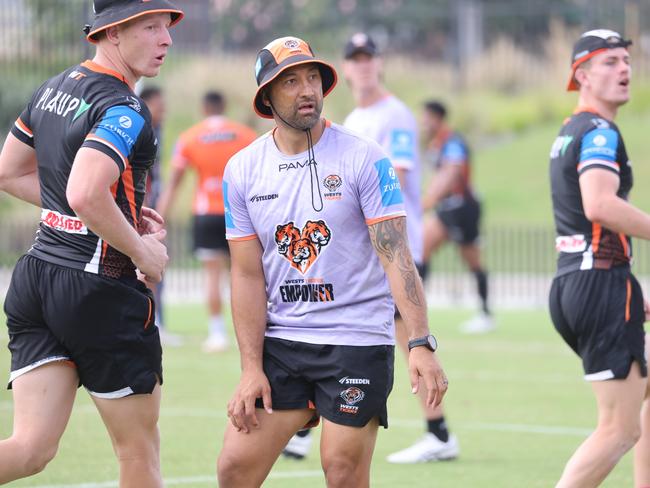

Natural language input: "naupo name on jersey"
[33,87,90,120]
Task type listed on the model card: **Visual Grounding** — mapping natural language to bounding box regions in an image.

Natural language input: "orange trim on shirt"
[121,163,138,227]
[591,222,602,253]
[144,297,153,329]
[85,135,128,169]
[625,278,632,322]
[15,117,33,136]
[81,60,129,85]
[100,240,109,266]
[365,213,407,226]
[573,105,604,117]
[227,234,257,242]
[100,182,120,267]
[619,232,629,258]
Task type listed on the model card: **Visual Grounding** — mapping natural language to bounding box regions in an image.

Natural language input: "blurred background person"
[139,85,183,347]
[421,101,493,334]
[157,91,257,353]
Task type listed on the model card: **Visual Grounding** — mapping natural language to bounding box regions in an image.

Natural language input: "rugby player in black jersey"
[549,29,650,487]
[0,1,182,485]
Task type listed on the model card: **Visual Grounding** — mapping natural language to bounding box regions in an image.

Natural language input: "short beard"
[290,111,321,130]
[273,98,323,131]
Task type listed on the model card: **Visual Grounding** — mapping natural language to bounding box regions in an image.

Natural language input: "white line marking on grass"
[30,470,324,488]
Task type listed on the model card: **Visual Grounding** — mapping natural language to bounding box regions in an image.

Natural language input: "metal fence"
[3,219,650,309]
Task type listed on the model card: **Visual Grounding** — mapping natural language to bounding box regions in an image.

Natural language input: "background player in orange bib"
[157,91,257,352]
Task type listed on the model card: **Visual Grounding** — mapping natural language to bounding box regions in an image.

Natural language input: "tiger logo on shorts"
[274,219,332,274]
[340,387,365,405]
[274,222,301,256]
[301,219,331,251]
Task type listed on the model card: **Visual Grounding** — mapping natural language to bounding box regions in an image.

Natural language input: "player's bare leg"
[320,417,379,488]
[458,243,494,334]
[634,333,650,487]
[218,409,314,487]
[203,252,229,352]
[422,215,448,264]
[92,383,163,488]
[556,361,646,488]
[0,362,78,483]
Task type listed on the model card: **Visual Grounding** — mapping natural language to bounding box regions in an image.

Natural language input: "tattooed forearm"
[369,217,423,306]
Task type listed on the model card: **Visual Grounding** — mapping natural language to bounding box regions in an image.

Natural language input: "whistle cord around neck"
[269,98,324,212]
[305,128,323,212]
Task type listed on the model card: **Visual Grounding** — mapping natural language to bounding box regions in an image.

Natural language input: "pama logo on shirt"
[274,219,331,274]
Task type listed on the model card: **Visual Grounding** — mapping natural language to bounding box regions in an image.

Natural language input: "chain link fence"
[2,218,650,308]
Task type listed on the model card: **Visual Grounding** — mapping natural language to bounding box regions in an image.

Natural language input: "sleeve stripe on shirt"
[577,159,620,173]
[365,212,407,226]
[14,118,33,138]
[85,135,128,171]
[226,234,258,242]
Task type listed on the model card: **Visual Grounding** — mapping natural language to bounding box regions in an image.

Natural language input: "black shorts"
[549,267,647,381]
[255,337,394,428]
[395,263,426,320]
[4,255,163,397]
[193,214,228,258]
[436,198,481,245]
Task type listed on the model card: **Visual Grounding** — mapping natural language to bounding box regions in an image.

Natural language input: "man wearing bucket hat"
[217,36,448,487]
[0,1,182,484]
[549,29,650,487]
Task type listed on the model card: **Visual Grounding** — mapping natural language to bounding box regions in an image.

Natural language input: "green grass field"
[0,304,640,487]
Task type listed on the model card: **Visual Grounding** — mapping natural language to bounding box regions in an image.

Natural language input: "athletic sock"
[296,428,311,437]
[473,269,489,315]
[427,417,449,443]
[209,315,225,336]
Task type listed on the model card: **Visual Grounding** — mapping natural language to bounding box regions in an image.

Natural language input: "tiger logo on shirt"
[289,238,318,273]
[275,219,332,274]
[275,222,301,256]
[301,220,331,251]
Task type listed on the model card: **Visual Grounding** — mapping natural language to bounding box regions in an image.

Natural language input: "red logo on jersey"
[41,209,88,235]
[274,219,332,274]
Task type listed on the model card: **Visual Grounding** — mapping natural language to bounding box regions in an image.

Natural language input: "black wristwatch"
[408,334,438,352]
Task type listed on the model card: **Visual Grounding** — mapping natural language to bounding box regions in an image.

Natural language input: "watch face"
[427,335,437,350]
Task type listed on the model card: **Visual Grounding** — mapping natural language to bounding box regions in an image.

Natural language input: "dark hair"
[203,91,225,113]
[140,86,162,101]
[424,100,447,119]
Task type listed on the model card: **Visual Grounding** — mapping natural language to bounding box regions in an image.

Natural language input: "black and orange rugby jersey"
[426,128,476,209]
[10,60,157,280]
[549,108,632,276]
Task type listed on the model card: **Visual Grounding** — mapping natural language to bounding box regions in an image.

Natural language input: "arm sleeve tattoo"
[368,216,422,307]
